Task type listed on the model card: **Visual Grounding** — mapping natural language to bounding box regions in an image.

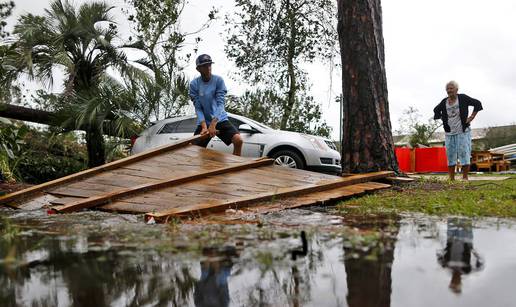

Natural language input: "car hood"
[263,129,331,142]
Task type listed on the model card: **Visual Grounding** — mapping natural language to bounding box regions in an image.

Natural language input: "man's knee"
[232,134,243,146]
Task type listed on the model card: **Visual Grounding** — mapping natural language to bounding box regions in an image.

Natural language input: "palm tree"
[12,0,143,167]
[0,43,21,104]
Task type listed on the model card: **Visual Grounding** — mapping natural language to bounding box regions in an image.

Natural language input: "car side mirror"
[238,124,255,133]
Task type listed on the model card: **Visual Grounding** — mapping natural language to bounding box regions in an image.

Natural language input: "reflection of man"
[437,218,484,294]
[194,246,237,307]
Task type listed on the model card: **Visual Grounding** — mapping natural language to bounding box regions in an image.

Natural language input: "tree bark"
[337,0,399,173]
[85,125,106,167]
[0,104,130,138]
[344,219,399,307]
[0,103,129,168]
[0,103,57,126]
[281,0,297,130]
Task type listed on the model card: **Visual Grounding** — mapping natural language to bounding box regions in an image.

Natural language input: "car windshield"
[243,117,274,130]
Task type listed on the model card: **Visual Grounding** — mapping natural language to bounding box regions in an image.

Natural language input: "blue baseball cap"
[196,54,214,67]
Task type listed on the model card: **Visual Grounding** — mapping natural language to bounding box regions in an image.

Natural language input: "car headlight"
[301,134,328,151]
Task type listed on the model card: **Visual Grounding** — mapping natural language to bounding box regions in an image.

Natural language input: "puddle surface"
[1,207,516,307]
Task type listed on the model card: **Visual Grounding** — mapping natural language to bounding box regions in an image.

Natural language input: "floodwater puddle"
[1,207,516,306]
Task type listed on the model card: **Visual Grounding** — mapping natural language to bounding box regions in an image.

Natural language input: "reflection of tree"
[0,232,198,306]
[343,219,400,307]
[437,218,484,294]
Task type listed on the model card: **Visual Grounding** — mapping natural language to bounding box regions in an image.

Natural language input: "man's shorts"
[193,120,240,148]
[445,129,471,166]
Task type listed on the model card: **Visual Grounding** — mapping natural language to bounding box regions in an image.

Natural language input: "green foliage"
[338,176,516,218]
[12,124,87,184]
[408,123,437,148]
[226,0,336,85]
[0,44,21,104]
[123,0,217,124]
[475,125,516,150]
[226,90,283,127]
[225,0,336,135]
[227,89,331,137]
[0,118,29,182]
[396,106,441,147]
[10,0,146,167]
[288,96,332,138]
[0,1,14,38]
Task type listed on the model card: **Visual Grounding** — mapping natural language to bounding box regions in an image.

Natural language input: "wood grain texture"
[53,158,274,213]
[145,171,393,222]
[0,134,208,206]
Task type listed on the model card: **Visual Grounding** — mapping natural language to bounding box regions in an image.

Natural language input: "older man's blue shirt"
[189,75,228,125]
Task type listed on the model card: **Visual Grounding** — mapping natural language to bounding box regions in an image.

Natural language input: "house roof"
[393,124,516,146]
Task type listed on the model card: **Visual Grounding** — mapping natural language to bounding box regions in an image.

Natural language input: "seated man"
[189,54,243,156]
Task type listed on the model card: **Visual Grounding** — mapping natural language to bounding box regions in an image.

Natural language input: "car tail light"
[130,135,138,147]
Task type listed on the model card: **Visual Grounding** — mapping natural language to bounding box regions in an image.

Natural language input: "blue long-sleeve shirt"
[189,74,228,125]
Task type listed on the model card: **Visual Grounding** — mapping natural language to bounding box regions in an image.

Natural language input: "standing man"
[433,81,483,180]
[189,54,243,156]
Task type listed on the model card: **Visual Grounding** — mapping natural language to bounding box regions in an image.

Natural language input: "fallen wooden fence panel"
[143,171,393,222]
[1,136,394,222]
[0,134,209,207]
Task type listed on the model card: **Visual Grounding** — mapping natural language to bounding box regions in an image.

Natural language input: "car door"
[151,118,196,147]
[208,117,264,157]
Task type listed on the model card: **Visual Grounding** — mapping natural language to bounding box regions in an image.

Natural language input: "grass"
[337,176,516,218]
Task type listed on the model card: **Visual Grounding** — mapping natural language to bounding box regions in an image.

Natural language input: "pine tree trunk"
[281,0,297,130]
[337,0,399,173]
[85,125,106,167]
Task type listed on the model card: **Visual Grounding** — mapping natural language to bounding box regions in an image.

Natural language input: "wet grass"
[337,176,516,218]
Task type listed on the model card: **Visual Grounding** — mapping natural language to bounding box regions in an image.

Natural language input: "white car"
[131,113,342,174]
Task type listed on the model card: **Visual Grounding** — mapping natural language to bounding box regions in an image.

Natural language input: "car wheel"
[271,150,305,169]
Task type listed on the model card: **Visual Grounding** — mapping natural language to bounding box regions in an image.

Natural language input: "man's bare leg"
[448,166,456,181]
[462,165,470,181]
[232,134,243,156]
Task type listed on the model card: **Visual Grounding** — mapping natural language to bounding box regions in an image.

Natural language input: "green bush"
[1,121,88,184]
[0,118,28,182]
[16,128,88,184]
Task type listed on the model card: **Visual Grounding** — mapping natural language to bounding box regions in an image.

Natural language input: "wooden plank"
[83,173,158,188]
[170,146,250,163]
[384,176,415,183]
[233,168,314,187]
[236,182,391,214]
[109,168,171,180]
[48,187,99,198]
[98,186,248,213]
[353,182,391,190]
[57,182,118,193]
[145,171,394,222]
[49,196,85,206]
[0,134,208,206]
[52,158,274,213]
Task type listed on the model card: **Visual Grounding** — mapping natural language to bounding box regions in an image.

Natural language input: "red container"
[415,147,448,173]
[395,147,413,172]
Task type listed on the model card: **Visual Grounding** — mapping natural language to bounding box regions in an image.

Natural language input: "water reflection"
[343,219,399,307]
[1,210,516,307]
[437,218,484,294]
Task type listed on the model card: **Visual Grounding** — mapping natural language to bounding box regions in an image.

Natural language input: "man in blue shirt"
[189,54,243,156]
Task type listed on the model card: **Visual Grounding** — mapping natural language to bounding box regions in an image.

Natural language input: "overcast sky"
[6,0,516,140]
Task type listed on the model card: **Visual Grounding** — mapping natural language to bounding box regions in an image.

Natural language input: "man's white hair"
[446,80,459,89]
